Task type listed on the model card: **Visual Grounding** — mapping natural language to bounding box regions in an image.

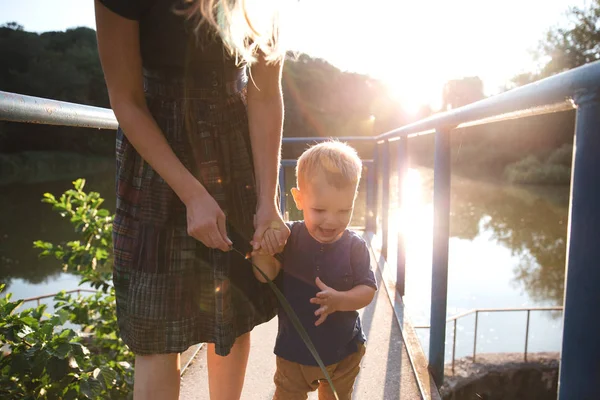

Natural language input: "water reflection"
[393,168,568,360]
[0,171,115,290]
[448,176,568,306]
[405,168,568,307]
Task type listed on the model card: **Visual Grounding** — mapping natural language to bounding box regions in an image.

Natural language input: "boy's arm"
[330,284,376,312]
[251,253,282,283]
[310,278,375,326]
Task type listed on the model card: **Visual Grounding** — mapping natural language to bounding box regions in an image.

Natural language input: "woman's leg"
[133,353,181,400]
[207,332,251,400]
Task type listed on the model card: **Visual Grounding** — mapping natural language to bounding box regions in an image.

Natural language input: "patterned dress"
[101,0,278,356]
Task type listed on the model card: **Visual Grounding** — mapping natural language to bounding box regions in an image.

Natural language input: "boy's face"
[292,172,357,244]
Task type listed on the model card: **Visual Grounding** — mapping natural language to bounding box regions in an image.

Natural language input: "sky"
[0,0,588,111]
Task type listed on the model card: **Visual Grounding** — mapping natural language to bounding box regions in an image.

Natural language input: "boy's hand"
[252,211,289,255]
[310,277,343,326]
[251,228,288,256]
[249,228,276,256]
[251,215,289,256]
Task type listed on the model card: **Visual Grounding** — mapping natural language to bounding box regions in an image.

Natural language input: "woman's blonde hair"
[181,0,286,65]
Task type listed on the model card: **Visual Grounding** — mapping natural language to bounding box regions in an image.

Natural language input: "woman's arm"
[247,55,289,254]
[94,1,231,251]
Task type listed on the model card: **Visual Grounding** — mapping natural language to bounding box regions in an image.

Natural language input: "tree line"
[1,0,598,183]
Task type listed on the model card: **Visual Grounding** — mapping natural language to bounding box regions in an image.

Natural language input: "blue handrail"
[1,60,600,398]
[377,60,600,141]
[3,60,599,140]
[0,90,117,130]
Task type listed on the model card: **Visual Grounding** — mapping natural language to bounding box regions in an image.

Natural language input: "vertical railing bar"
[365,163,376,232]
[558,89,600,400]
[428,126,453,386]
[381,141,390,259]
[396,137,408,296]
[452,319,457,375]
[364,161,371,232]
[473,310,479,363]
[524,310,531,362]
[368,143,379,234]
[278,165,286,219]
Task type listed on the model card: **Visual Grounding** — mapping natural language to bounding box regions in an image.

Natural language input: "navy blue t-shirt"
[274,221,377,366]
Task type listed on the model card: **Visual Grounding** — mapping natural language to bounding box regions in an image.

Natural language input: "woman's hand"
[185,184,232,252]
[252,204,290,255]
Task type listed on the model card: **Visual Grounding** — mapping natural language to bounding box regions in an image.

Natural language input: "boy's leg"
[207,332,251,400]
[133,353,180,400]
[273,356,320,400]
[317,343,366,400]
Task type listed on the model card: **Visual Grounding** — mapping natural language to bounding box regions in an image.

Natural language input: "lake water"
[0,160,568,364]
[375,167,567,363]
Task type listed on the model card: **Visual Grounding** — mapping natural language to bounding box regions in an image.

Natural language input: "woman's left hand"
[252,204,290,255]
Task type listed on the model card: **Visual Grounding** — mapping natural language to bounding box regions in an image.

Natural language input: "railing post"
[452,319,457,375]
[367,144,379,233]
[473,311,479,363]
[524,310,530,362]
[381,141,390,259]
[396,137,408,296]
[558,89,600,400]
[278,165,286,219]
[428,127,452,386]
[365,163,377,233]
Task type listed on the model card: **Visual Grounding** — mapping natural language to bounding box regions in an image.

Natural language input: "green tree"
[441,76,485,111]
[0,23,113,156]
[539,0,600,77]
[0,24,108,106]
[508,0,600,87]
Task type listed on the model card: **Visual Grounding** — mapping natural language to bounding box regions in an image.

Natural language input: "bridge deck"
[179,233,438,400]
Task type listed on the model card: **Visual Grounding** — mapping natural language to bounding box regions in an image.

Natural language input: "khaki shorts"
[273,343,366,400]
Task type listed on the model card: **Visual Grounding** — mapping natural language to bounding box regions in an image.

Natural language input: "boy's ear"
[291,187,303,210]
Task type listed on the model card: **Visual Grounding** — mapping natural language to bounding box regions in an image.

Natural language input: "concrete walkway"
[179,251,424,400]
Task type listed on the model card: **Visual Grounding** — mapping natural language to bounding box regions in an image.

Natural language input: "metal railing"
[9,289,99,320]
[1,59,600,399]
[14,289,99,311]
[369,60,600,396]
[414,306,564,374]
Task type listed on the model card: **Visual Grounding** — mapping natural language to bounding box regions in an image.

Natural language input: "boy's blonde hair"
[296,141,363,190]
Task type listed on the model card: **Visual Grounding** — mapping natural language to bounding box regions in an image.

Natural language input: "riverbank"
[441,352,559,400]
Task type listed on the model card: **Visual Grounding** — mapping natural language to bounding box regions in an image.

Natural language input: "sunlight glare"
[286,0,580,112]
[392,168,434,313]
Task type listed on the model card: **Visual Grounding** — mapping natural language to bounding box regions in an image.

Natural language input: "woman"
[94,0,289,398]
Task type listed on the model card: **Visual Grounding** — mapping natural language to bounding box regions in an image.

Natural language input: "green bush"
[504,155,571,185]
[0,179,133,399]
[546,143,573,167]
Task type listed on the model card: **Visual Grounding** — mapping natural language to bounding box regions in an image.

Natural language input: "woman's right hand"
[184,186,232,252]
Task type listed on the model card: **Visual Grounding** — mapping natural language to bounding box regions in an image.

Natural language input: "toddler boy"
[253,141,377,400]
